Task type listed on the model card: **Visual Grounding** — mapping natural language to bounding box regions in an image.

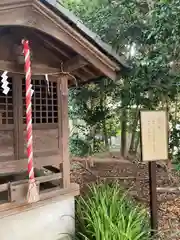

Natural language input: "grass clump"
[76,182,150,240]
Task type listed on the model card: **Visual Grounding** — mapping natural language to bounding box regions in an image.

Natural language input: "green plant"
[69,135,90,157]
[76,183,150,240]
[65,0,180,160]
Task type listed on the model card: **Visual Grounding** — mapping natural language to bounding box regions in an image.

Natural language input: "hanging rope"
[22,39,39,203]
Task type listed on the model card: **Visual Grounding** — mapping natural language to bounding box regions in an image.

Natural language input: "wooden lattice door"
[22,78,59,155]
[0,77,14,159]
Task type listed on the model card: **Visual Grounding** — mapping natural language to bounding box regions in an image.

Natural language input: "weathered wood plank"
[10,182,40,203]
[0,154,62,174]
[0,125,14,131]
[13,76,24,159]
[0,183,80,217]
[34,31,69,58]
[0,172,62,194]
[0,60,61,75]
[31,123,58,130]
[0,149,60,161]
[13,173,62,186]
[58,76,70,188]
[0,183,9,192]
[63,55,88,72]
[0,123,58,132]
[0,57,88,77]
[12,78,19,160]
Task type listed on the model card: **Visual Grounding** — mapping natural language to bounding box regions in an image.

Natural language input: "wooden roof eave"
[43,0,129,68]
[0,0,121,81]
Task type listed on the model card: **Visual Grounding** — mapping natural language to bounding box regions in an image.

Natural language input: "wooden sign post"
[140,110,168,237]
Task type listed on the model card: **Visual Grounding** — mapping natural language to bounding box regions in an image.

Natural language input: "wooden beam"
[0,171,66,193]
[0,124,14,131]
[0,58,88,77]
[73,70,90,82]
[12,173,63,186]
[0,153,62,174]
[34,32,69,58]
[0,60,60,75]
[0,0,28,7]
[22,31,89,73]
[0,149,60,161]
[34,33,89,73]
[57,76,70,188]
[0,123,58,132]
[12,76,19,160]
[10,173,62,203]
[23,123,58,130]
[12,75,24,159]
[0,183,79,216]
[63,55,88,72]
[74,67,96,82]
[82,66,97,78]
[0,183,9,193]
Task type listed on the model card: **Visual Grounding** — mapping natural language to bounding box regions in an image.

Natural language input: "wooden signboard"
[140,110,168,162]
[140,110,168,236]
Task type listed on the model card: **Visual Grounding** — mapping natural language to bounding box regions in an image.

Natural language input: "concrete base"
[0,197,75,240]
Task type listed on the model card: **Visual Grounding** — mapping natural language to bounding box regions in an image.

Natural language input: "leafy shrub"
[69,135,90,157]
[76,183,150,240]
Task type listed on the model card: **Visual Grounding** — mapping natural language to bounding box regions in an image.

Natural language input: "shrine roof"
[41,0,129,70]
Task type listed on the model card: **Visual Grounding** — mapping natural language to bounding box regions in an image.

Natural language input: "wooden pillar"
[13,75,24,159]
[57,75,70,188]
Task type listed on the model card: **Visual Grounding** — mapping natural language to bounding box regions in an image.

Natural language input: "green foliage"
[69,135,90,157]
[76,183,150,240]
[64,0,180,161]
[69,79,120,155]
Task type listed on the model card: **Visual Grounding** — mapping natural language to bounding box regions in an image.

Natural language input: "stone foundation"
[0,197,75,240]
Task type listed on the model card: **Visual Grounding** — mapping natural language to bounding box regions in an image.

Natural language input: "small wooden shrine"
[0,0,127,210]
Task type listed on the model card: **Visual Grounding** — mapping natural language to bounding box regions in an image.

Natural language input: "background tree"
[62,0,180,167]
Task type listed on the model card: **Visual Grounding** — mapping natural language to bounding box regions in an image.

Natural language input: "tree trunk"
[129,106,139,154]
[165,96,173,181]
[109,135,112,146]
[100,94,109,150]
[121,107,127,157]
[103,118,109,149]
[134,131,140,155]
[89,125,96,154]
[172,95,178,155]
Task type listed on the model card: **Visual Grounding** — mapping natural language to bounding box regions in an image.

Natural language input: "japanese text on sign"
[140,111,168,162]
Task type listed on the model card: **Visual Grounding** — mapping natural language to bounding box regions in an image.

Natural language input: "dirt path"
[71,159,180,240]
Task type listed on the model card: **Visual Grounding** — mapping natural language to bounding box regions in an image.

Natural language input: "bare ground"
[71,157,180,240]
